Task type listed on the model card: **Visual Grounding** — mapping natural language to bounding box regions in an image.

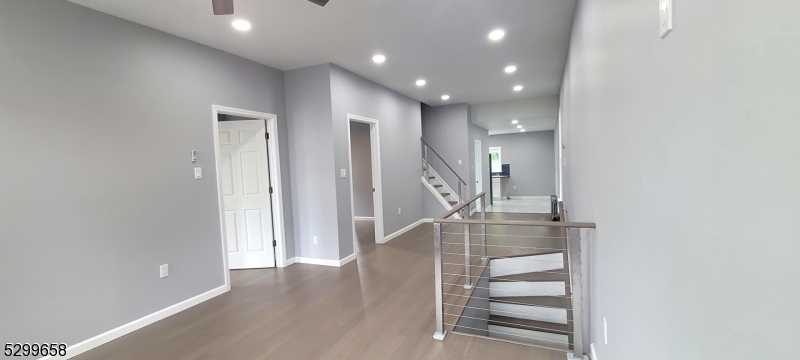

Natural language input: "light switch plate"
[191,150,197,163]
[659,0,673,38]
[160,264,169,278]
[194,167,203,179]
[340,169,346,178]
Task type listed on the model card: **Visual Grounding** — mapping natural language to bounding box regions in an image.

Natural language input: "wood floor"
[75,219,565,360]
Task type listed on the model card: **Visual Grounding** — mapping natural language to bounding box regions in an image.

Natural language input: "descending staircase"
[485,251,573,351]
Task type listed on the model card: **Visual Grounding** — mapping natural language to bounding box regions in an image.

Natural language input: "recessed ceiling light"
[505,65,517,73]
[513,85,524,91]
[372,54,386,64]
[232,20,251,31]
[517,125,522,129]
[416,79,426,87]
[441,95,450,100]
[488,29,505,41]
[511,119,518,124]
[520,129,526,132]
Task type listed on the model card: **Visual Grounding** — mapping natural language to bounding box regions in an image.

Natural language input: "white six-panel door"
[218,120,275,269]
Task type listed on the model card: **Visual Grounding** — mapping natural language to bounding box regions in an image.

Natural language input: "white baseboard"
[284,257,297,266]
[338,252,357,266]
[423,218,434,223]
[47,285,228,359]
[294,257,341,267]
[354,216,374,221]
[507,196,552,200]
[380,218,425,244]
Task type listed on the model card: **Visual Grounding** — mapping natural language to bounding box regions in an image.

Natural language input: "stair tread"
[488,315,569,335]
[440,193,450,196]
[490,272,570,283]
[490,296,572,309]
[433,185,443,188]
[448,201,458,205]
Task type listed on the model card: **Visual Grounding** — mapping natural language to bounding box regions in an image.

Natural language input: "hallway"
[74,221,563,360]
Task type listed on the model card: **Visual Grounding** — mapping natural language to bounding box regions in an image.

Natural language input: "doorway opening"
[347,115,385,256]
[212,106,288,289]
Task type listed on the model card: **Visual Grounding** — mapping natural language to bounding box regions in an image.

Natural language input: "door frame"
[211,105,289,289]
[474,139,483,211]
[346,114,385,247]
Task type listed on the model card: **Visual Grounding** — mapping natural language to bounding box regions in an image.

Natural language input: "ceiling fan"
[212,0,330,15]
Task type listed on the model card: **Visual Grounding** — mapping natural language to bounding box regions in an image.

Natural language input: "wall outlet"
[513,186,517,190]
[160,264,169,278]
[313,236,318,245]
[604,317,608,344]
[458,159,462,165]
[398,207,402,214]
[194,167,203,179]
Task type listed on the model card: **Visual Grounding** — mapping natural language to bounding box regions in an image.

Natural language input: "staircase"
[421,137,467,213]
[422,159,460,208]
[485,251,572,351]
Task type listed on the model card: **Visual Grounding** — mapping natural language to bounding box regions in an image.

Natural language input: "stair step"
[488,253,565,277]
[488,315,569,335]
[490,296,572,310]
[448,201,458,205]
[440,192,450,197]
[491,271,570,283]
[428,176,436,180]
[433,185,443,188]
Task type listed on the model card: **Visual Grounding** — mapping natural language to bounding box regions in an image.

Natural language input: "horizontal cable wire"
[443,291,572,301]
[443,323,572,346]
[440,254,566,263]
[442,282,568,294]
[443,312,572,333]
[440,273,572,286]
[441,292,574,308]
[440,263,568,275]
[440,242,568,251]
[441,232,567,240]
[443,303,573,322]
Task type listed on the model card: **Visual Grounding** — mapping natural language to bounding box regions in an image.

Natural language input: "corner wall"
[561,1,800,359]
[0,0,290,347]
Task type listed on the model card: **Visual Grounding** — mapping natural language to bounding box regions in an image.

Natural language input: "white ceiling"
[69,0,577,106]
[472,96,558,135]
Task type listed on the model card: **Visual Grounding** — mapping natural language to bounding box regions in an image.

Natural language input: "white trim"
[474,139,483,211]
[507,196,552,200]
[354,216,375,221]
[346,115,385,250]
[591,343,598,360]
[46,285,227,359]
[338,252,357,266]
[212,105,289,269]
[381,218,426,244]
[423,218,434,223]
[285,257,296,266]
[294,254,356,267]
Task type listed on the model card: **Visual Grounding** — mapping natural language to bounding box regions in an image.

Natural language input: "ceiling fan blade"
[212,0,234,15]
[307,0,330,6]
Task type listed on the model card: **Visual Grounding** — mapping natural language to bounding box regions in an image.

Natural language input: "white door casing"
[218,120,276,269]
[474,139,483,211]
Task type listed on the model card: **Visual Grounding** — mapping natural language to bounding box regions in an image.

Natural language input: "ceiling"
[472,96,559,135]
[69,0,577,106]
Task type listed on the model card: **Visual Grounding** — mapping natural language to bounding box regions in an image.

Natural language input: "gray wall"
[285,64,340,261]
[330,64,423,257]
[350,122,374,217]
[561,1,800,359]
[421,104,471,196]
[487,131,556,196]
[0,0,291,347]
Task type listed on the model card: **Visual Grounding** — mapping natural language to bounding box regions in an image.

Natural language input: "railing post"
[424,146,430,184]
[567,228,585,359]
[433,222,447,340]
[463,207,472,289]
[480,193,487,262]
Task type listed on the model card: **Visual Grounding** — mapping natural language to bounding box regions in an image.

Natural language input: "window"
[489,147,502,173]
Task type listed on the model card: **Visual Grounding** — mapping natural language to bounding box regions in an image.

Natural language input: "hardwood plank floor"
[74,219,565,360]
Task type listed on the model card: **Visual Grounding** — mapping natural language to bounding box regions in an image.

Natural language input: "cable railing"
[421,137,468,204]
[432,192,596,358]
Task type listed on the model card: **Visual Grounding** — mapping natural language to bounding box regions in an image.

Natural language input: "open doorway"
[347,115,385,255]
[212,106,288,288]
